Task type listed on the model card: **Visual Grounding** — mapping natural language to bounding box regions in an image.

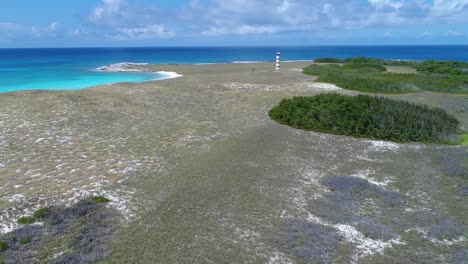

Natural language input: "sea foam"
[96,62,183,80]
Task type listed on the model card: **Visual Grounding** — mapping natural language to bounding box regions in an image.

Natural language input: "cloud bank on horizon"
[0,0,467,47]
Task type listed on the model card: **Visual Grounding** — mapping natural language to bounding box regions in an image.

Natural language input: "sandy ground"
[0,62,467,263]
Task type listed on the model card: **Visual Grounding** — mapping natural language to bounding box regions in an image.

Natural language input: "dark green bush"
[92,196,110,204]
[416,60,468,75]
[345,57,383,64]
[269,94,460,143]
[320,57,418,67]
[17,217,36,225]
[304,63,468,93]
[342,63,387,72]
[314,58,346,63]
[0,241,8,252]
[19,237,31,245]
[33,207,51,220]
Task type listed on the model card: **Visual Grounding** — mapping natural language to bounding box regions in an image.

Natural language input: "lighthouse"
[275,52,280,72]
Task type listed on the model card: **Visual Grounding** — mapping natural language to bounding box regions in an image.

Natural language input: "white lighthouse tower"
[275,52,281,72]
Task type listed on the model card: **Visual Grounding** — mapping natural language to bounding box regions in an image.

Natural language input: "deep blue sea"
[1,46,468,93]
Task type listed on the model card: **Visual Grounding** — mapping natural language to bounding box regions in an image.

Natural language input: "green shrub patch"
[17,217,36,225]
[304,58,468,93]
[33,208,51,220]
[0,241,8,252]
[18,238,31,245]
[269,94,460,143]
[314,58,346,63]
[342,62,387,72]
[92,196,110,204]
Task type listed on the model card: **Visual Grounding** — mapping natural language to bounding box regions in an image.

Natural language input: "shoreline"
[0,57,456,94]
[99,60,316,68]
[95,62,184,80]
[0,63,185,94]
[0,61,312,94]
[0,58,424,94]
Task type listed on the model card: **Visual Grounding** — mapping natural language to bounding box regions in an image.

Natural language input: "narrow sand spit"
[97,62,183,80]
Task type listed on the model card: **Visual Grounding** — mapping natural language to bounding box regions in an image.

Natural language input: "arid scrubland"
[0,62,466,263]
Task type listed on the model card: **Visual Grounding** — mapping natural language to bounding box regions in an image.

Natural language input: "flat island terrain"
[0,62,467,263]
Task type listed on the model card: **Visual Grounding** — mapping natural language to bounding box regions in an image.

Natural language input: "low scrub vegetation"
[92,196,110,204]
[304,58,468,93]
[32,207,51,220]
[460,133,468,145]
[316,57,419,67]
[16,217,35,225]
[18,238,30,245]
[342,62,387,72]
[17,207,52,225]
[1,197,118,264]
[269,94,460,143]
[0,242,8,252]
[346,57,419,67]
[415,60,468,75]
[314,58,346,63]
[273,219,342,263]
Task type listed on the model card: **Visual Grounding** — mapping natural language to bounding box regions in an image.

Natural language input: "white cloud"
[31,22,59,38]
[87,0,176,40]
[422,31,432,37]
[322,3,341,27]
[431,0,468,16]
[0,21,60,40]
[191,0,411,36]
[82,0,468,39]
[0,22,22,32]
[4,0,468,44]
[31,27,40,37]
[369,0,405,10]
[189,0,468,36]
[89,0,127,26]
[202,24,301,36]
[447,30,466,37]
[116,24,175,40]
[197,0,347,36]
[0,22,25,42]
[48,22,58,33]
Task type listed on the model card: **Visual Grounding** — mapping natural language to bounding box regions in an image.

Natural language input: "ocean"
[1,46,468,93]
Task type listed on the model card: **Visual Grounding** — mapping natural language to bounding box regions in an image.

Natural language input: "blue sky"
[0,0,467,47]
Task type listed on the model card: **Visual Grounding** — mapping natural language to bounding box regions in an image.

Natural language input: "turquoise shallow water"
[1,46,468,93]
[0,70,166,93]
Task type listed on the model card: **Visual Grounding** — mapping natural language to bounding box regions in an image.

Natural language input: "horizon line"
[1,44,468,49]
